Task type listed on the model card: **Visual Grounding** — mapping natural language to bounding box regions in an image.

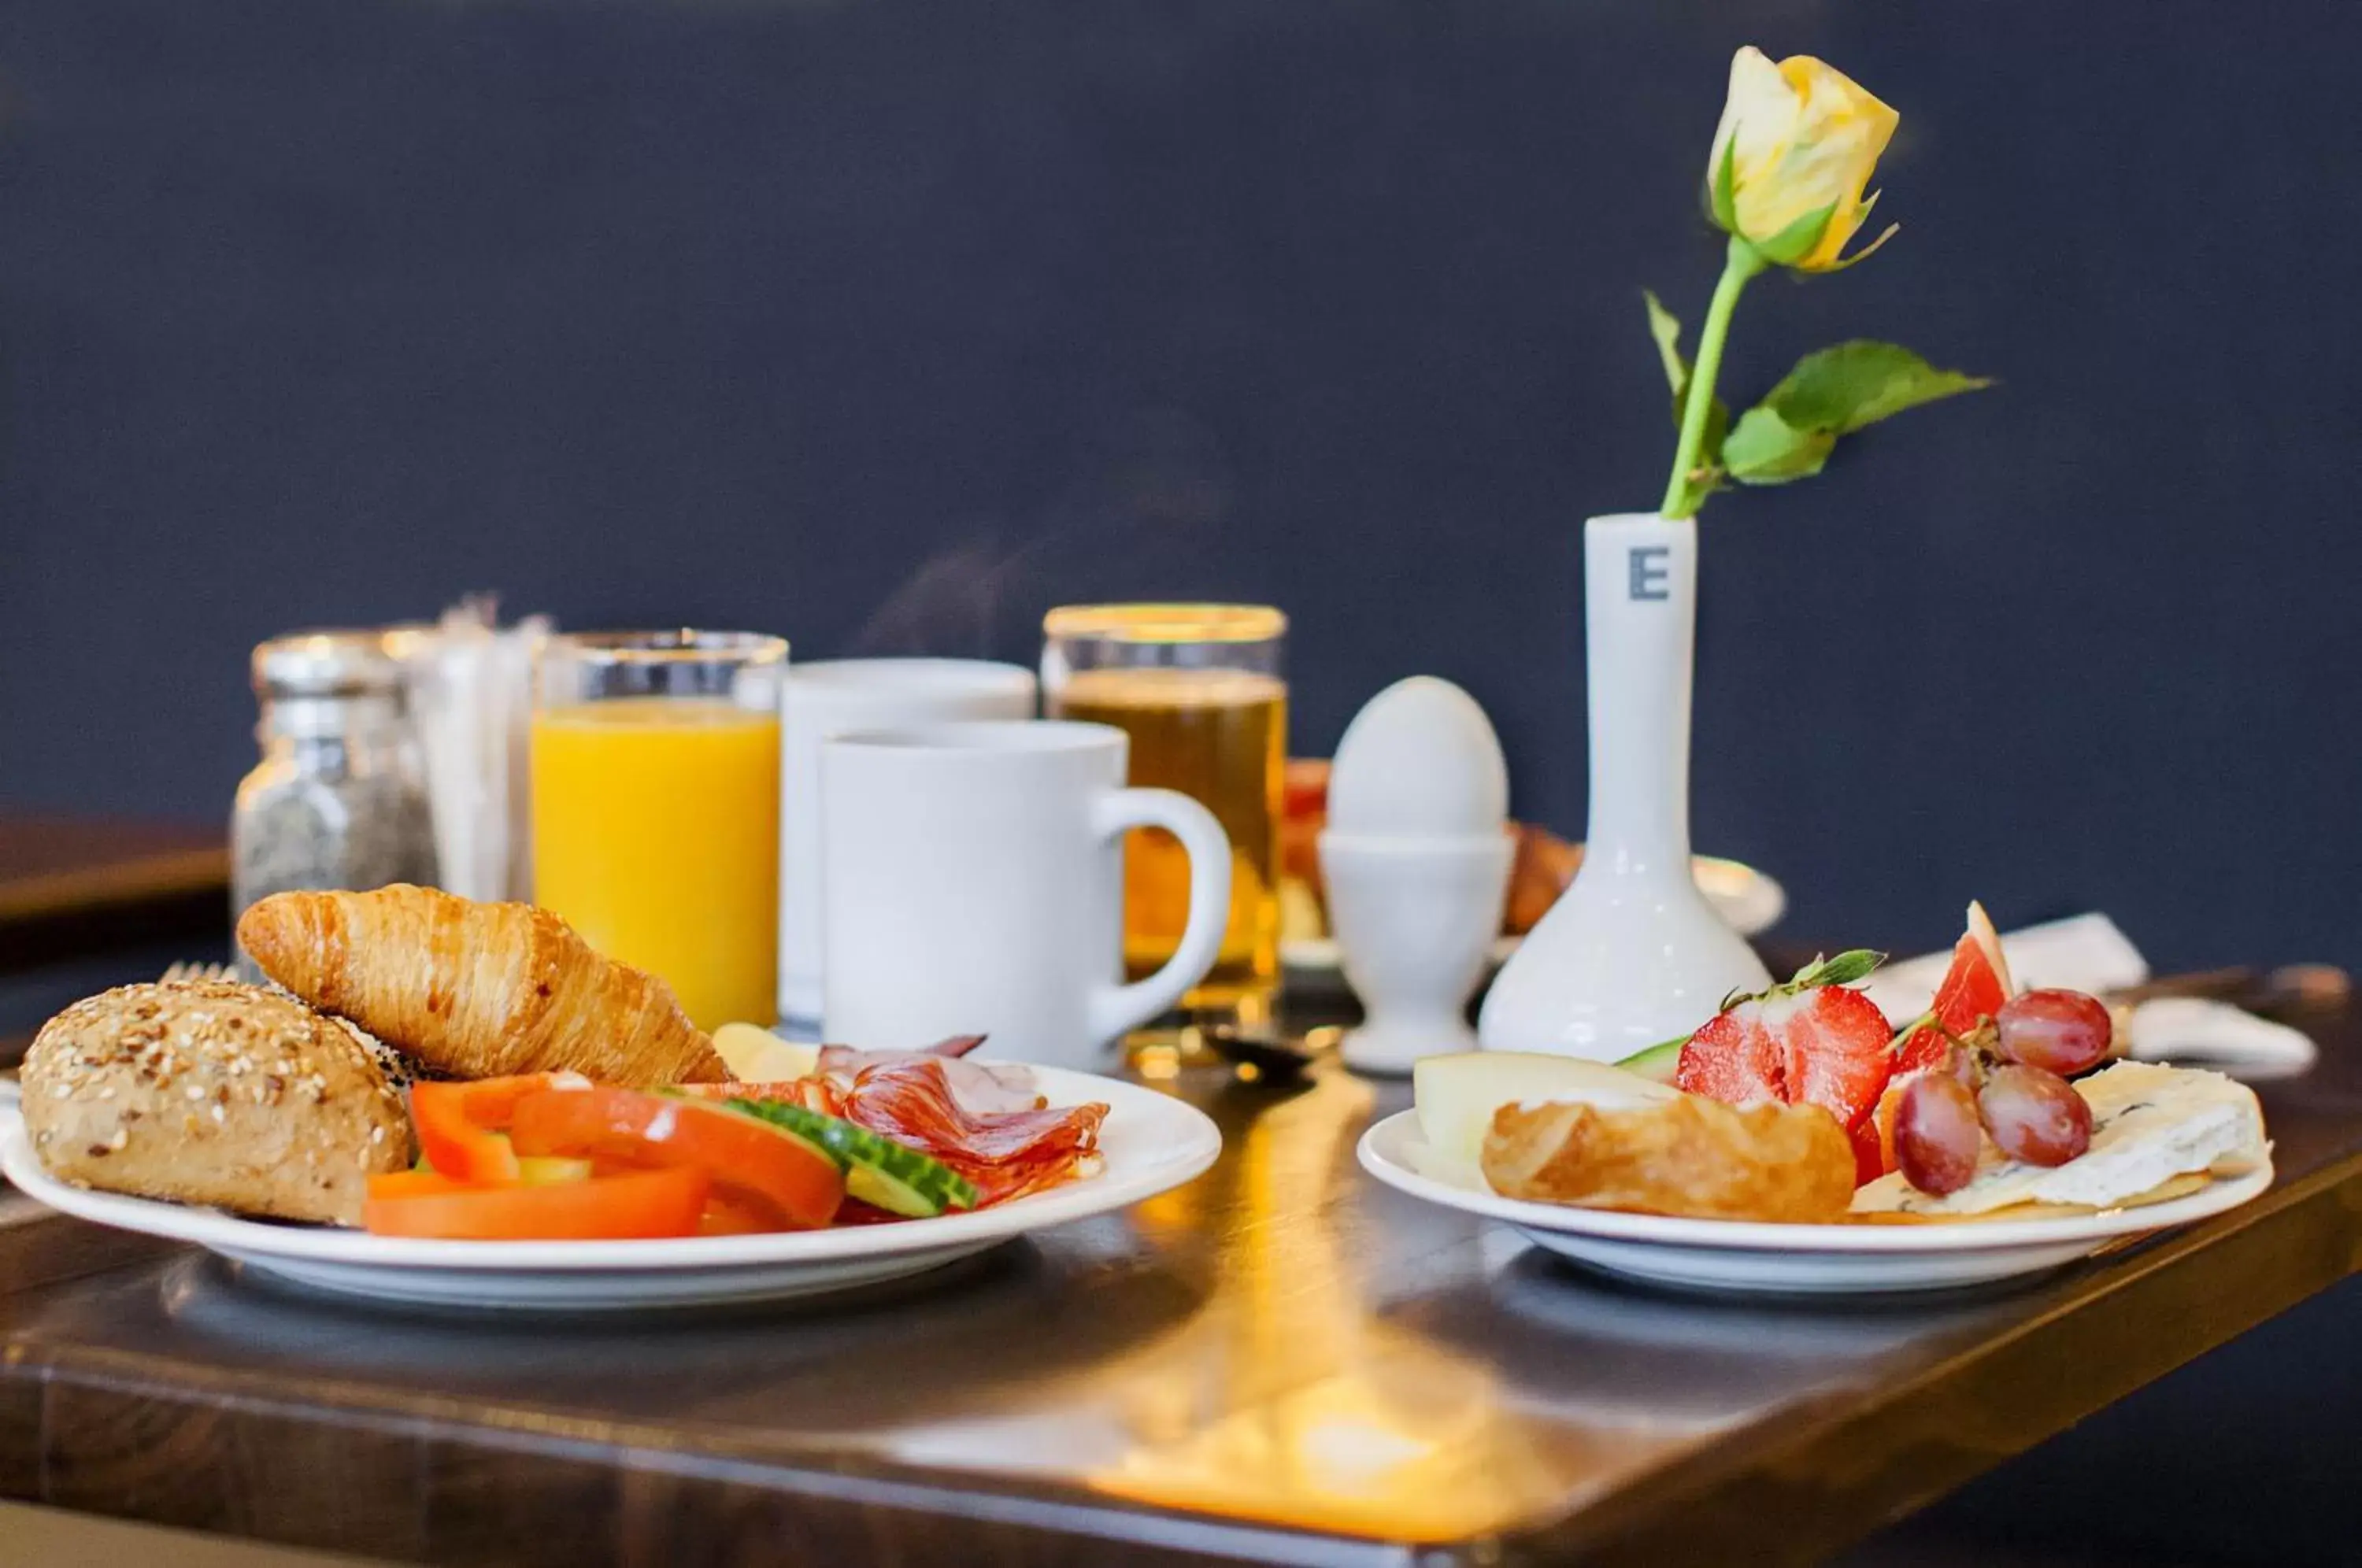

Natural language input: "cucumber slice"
[1616,1035,1689,1084]
[726,1099,979,1217]
[662,1095,842,1176]
[844,1159,958,1219]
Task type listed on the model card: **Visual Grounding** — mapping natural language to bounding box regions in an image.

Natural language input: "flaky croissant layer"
[238,884,727,1086]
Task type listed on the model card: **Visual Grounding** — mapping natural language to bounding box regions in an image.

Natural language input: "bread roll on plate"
[20,978,413,1226]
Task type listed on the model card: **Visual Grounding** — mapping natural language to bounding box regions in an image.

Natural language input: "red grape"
[1977,1063,2094,1166]
[1895,1072,1983,1195]
[1994,989,2113,1076]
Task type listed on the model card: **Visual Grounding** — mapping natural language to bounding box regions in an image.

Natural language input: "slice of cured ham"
[842,1057,1107,1206]
[818,1045,1044,1116]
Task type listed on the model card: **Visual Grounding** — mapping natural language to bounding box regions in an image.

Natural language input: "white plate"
[0,1067,1220,1311]
[1356,1109,2271,1296]
[1279,853,1786,975]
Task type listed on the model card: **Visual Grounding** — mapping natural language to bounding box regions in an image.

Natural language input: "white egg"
[1327,676,1508,838]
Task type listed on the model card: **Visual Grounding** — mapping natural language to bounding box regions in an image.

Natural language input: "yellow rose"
[1706,46,1899,272]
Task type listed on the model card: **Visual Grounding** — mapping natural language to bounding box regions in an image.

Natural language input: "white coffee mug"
[779,659,1037,1026]
[820,721,1231,1069]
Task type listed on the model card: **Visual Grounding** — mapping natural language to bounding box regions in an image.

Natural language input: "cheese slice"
[712,1023,820,1084]
[1849,1172,2216,1225]
[1852,1061,2268,1216]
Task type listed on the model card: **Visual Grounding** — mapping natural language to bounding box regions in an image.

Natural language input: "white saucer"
[0,1067,1220,1311]
[1280,853,1785,977]
[1355,1109,2271,1296]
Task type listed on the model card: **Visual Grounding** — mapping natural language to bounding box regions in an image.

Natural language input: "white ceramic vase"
[1476,512,1772,1060]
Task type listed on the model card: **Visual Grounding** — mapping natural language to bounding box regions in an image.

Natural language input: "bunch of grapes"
[1894,989,2114,1196]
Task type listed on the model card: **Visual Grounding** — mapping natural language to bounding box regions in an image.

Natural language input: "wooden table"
[0,814,228,975]
[0,1004,2356,1566]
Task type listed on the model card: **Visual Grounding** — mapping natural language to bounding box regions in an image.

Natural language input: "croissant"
[1481,1093,1855,1223]
[237,885,727,1085]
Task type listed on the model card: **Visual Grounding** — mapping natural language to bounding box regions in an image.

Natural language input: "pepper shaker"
[231,632,439,971]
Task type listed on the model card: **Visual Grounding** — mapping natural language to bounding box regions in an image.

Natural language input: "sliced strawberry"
[1772,985,1897,1138]
[1847,1116,1886,1188]
[1678,974,1895,1185]
[1675,1007,1783,1105]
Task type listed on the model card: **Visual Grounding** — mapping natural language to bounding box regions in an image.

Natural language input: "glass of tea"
[531,631,787,1031]
[1041,604,1287,1028]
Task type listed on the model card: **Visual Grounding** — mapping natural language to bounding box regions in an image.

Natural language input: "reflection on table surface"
[3,1017,2360,1559]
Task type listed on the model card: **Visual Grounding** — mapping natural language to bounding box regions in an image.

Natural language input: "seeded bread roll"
[20,978,414,1226]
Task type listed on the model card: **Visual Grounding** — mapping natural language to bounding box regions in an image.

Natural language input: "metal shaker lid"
[250,631,411,700]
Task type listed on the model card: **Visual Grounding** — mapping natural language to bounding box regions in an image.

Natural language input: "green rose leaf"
[1642,290,1730,510]
[1763,341,1994,436]
[1723,405,1834,485]
[1726,341,1991,486]
[1643,289,1688,398]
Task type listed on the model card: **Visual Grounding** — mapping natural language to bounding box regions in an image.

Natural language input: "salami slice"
[842,1058,1107,1206]
[819,1045,1045,1115]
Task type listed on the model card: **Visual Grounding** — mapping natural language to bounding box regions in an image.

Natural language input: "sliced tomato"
[695,1194,782,1237]
[410,1082,520,1183]
[409,1074,590,1183]
[465,1072,590,1123]
[367,1170,472,1201]
[364,1165,709,1241]
[509,1087,845,1230]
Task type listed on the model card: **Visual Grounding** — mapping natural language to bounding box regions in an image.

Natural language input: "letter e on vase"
[1628,545,1671,601]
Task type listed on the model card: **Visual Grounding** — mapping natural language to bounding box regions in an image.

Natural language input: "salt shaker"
[231,632,439,964]
[1319,677,1514,1074]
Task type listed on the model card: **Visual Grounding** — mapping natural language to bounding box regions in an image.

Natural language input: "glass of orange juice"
[531,631,787,1030]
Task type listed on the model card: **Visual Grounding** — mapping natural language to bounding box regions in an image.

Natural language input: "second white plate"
[1,1067,1220,1311]
[1355,1108,2271,1296]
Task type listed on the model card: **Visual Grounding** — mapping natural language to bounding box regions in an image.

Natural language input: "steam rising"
[846,408,1232,656]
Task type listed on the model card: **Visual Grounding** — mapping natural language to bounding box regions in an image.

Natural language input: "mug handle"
[1087,787,1234,1044]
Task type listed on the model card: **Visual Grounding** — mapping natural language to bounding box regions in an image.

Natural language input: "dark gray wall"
[4,10,2360,1561]
[3,1,2357,973]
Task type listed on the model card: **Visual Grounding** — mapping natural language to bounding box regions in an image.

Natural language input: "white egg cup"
[1320,830,1515,1075]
